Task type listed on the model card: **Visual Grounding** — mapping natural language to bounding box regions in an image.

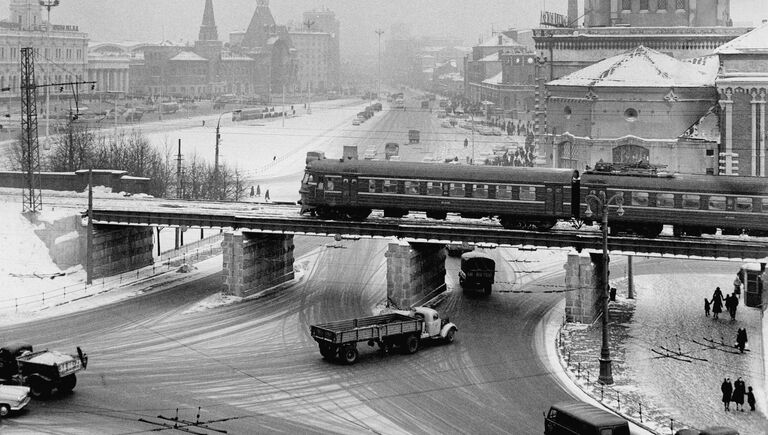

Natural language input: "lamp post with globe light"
[584,189,625,385]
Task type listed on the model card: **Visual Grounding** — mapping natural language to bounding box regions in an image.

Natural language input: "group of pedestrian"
[706,287,739,320]
[721,377,756,412]
[249,185,269,201]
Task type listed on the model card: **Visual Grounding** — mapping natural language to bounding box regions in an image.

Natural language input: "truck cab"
[403,306,457,342]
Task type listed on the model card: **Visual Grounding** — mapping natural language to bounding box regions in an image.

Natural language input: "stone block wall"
[386,241,447,309]
[222,231,295,297]
[92,225,154,278]
[564,251,605,323]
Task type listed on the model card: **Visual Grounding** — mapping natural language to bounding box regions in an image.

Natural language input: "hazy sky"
[1,0,766,58]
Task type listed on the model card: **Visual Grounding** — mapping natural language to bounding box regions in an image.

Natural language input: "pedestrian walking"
[464,138,468,148]
[724,294,733,319]
[733,377,746,411]
[256,185,261,197]
[250,186,255,197]
[729,292,739,320]
[747,386,756,411]
[736,328,748,353]
[712,286,724,304]
[264,189,270,201]
[722,378,733,411]
[712,294,723,320]
[704,298,711,317]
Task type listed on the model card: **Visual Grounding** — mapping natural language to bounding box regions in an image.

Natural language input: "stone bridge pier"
[563,251,608,323]
[92,224,154,279]
[386,241,447,308]
[222,231,295,297]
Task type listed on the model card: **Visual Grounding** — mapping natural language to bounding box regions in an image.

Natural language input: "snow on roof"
[478,33,522,48]
[169,51,208,62]
[548,45,718,88]
[714,21,768,54]
[482,71,503,85]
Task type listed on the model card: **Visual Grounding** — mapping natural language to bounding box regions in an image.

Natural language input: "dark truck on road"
[459,252,495,295]
[408,129,420,144]
[0,343,88,398]
[310,306,457,364]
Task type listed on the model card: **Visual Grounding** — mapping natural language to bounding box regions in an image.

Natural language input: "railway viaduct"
[85,201,768,319]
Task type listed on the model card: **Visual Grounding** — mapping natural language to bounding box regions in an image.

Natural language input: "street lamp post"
[214,111,228,200]
[584,189,625,385]
[375,29,384,100]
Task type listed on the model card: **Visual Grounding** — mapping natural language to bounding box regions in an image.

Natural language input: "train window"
[427,182,442,196]
[761,198,768,213]
[496,185,512,200]
[709,196,726,211]
[682,194,700,209]
[383,180,398,193]
[368,179,376,193]
[631,192,649,207]
[519,186,537,201]
[735,198,753,212]
[473,184,488,198]
[450,183,465,197]
[404,181,419,195]
[326,178,336,191]
[656,193,674,208]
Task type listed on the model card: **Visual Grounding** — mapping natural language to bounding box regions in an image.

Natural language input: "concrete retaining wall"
[564,251,606,323]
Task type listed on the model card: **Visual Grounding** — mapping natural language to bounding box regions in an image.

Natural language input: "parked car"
[352,118,361,125]
[0,384,31,417]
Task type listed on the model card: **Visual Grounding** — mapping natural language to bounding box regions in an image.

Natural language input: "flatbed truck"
[310,307,457,364]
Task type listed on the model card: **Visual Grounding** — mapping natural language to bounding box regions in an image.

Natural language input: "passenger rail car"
[299,158,768,237]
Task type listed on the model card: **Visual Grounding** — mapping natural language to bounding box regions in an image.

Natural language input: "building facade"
[545,46,720,174]
[714,24,768,176]
[0,0,88,97]
[301,8,340,91]
[289,31,332,93]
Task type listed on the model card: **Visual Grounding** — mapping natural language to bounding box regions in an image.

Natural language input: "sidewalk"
[557,260,767,434]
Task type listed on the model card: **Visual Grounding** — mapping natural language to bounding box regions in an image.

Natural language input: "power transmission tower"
[20,47,42,213]
[19,46,95,212]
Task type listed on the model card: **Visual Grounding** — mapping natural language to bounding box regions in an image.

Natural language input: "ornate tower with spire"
[198,0,218,41]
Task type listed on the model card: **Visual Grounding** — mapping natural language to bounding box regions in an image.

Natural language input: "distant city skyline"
[0,0,764,58]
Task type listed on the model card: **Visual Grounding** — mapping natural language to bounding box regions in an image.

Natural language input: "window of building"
[682,194,700,209]
[519,186,537,201]
[657,0,668,9]
[622,0,632,10]
[656,193,674,208]
[624,108,638,122]
[708,196,726,211]
[631,191,649,206]
[676,0,686,10]
[640,0,649,10]
[10,48,17,60]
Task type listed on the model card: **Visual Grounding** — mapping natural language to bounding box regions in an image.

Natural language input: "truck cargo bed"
[311,313,422,345]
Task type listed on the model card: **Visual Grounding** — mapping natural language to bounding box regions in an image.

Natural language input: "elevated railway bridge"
[87,199,768,319]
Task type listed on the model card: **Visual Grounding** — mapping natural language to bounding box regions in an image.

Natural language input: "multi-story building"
[0,0,88,97]
[289,31,332,93]
[301,8,340,91]
[534,0,749,169]
[87,43,132,94]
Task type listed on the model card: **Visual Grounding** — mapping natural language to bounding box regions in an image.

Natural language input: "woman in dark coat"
[712,294,724,320]
[721,378,733,411]
[733,378,746,411]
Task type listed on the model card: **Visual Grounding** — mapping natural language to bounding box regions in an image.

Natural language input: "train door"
[544,185,554,214]
[341,176,358,205]
[553,185,564,214]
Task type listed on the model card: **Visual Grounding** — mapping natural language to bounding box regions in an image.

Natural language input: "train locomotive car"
[299,156,768,237]
[299,158,577,229]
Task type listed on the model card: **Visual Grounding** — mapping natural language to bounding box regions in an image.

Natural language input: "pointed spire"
[198,0,218,41]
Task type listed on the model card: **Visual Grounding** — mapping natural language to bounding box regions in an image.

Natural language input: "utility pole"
[375,29,384,100]
[41,0,59,145]
[176,139,183,199]
[86,168,93,285]
[282,84,285,127]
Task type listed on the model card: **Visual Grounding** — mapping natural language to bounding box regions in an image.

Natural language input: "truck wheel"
[403,334,420,354]
[29,376,51,399]
[0,404,10,417]
[341,346,359,365]
[59,374,77,392]
[445,328,456,344]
